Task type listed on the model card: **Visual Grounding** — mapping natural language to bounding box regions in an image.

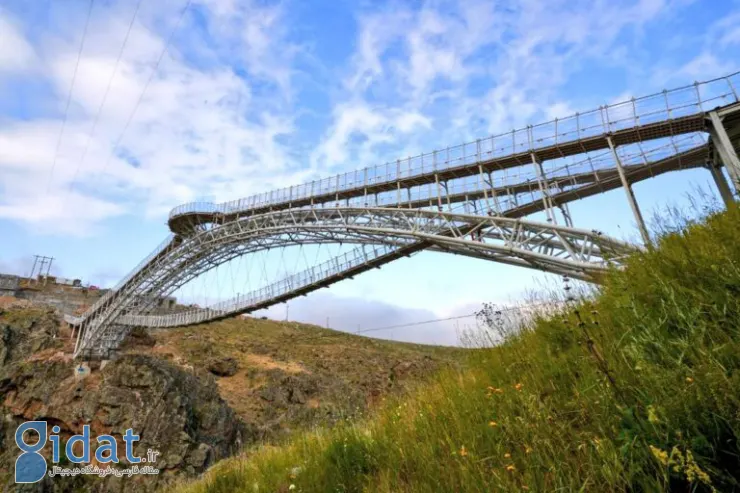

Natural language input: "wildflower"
[525,447,532,454]
[649,445,669,466]
[647,405,660,425]
[487,386,504,396]
[488,421,498,427]
[289,485,296,491]
[504,452,511,458]
[506,464,516,472]
[514,383,523,391]
[686,376,694,384]
[460,446,468,457]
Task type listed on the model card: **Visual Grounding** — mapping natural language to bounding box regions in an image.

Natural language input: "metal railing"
[122,244,399,327]
[168,72,739,220]
[68,235,175,325]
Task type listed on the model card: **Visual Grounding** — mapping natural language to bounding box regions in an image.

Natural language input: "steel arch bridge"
[68,72,740,359]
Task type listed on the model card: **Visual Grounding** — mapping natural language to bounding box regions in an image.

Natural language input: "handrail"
[168,72,739,220]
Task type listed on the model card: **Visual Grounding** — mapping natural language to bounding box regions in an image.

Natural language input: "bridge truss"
[68,72,740,359]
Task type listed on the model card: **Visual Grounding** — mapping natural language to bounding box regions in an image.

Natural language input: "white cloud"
[545,102,576,121]
[314,0,678,178]
[675,53,732,82]
[0,10,37,73]
[0,0,304,235]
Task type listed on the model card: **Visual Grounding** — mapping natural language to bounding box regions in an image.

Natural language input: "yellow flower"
[649,445,669,466]
[514,383,523,391]
[488,421,498,427]
[686,376,694,384]
[525,447,532,454]
[505,464,516,472]
[460,446,468,457]
[504,453,511,458]
[647,405,660,425]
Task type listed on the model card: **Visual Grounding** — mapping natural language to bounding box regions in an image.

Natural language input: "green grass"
[177,205,740,493]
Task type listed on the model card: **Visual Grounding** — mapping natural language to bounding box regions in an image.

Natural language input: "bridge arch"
[71,208,633,357]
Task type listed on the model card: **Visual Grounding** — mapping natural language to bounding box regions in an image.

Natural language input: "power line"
[67,0,145,197]
[358,313,477,334]
[46,0,95,193]
[354,300,568,335]
[99,0,193,176]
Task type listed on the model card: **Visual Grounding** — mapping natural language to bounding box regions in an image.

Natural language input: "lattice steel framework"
[67,72,740,359]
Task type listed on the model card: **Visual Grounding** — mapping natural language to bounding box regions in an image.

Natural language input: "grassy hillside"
[177,205,740,493]
[124,315,467,441]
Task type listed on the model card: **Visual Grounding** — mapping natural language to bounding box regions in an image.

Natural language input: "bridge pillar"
[707,160,735,207]
[530,153,557,224]
[708,111,740,190]
[607,137,651,246]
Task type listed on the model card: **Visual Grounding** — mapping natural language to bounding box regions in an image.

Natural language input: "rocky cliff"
[0,305,249,492]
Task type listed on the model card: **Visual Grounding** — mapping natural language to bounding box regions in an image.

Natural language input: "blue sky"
[1,0,739,344]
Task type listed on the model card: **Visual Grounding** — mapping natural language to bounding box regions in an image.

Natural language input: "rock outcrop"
[207,357,238,377]
[0,307,252,492]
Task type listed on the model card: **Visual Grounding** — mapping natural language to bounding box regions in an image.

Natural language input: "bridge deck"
[167,70,740,236]
[168,112,712,234]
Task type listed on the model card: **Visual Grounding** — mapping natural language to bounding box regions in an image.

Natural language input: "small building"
[0,274,20,296]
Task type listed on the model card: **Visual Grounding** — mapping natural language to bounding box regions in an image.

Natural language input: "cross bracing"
[67,72,740,359]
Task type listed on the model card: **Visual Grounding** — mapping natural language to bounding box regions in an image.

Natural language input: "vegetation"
[136,314,466,439]
[177,205,740,493]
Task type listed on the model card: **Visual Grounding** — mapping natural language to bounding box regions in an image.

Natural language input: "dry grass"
[127,315,467,438]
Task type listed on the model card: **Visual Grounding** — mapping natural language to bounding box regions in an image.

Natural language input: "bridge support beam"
[708,111,740,191]
[707,160,735,207]
[530,153,557,224]
[607,136,651,246]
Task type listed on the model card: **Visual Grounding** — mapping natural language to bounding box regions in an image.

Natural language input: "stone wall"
[0,274,19,296]
[14,285,104,315]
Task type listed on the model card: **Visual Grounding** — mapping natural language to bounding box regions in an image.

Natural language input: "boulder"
[207,357,238,377]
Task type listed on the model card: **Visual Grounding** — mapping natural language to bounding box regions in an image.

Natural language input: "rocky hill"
[0,298,466,492]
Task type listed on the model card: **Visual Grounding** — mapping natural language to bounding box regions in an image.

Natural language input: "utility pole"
[29,255,54,285]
